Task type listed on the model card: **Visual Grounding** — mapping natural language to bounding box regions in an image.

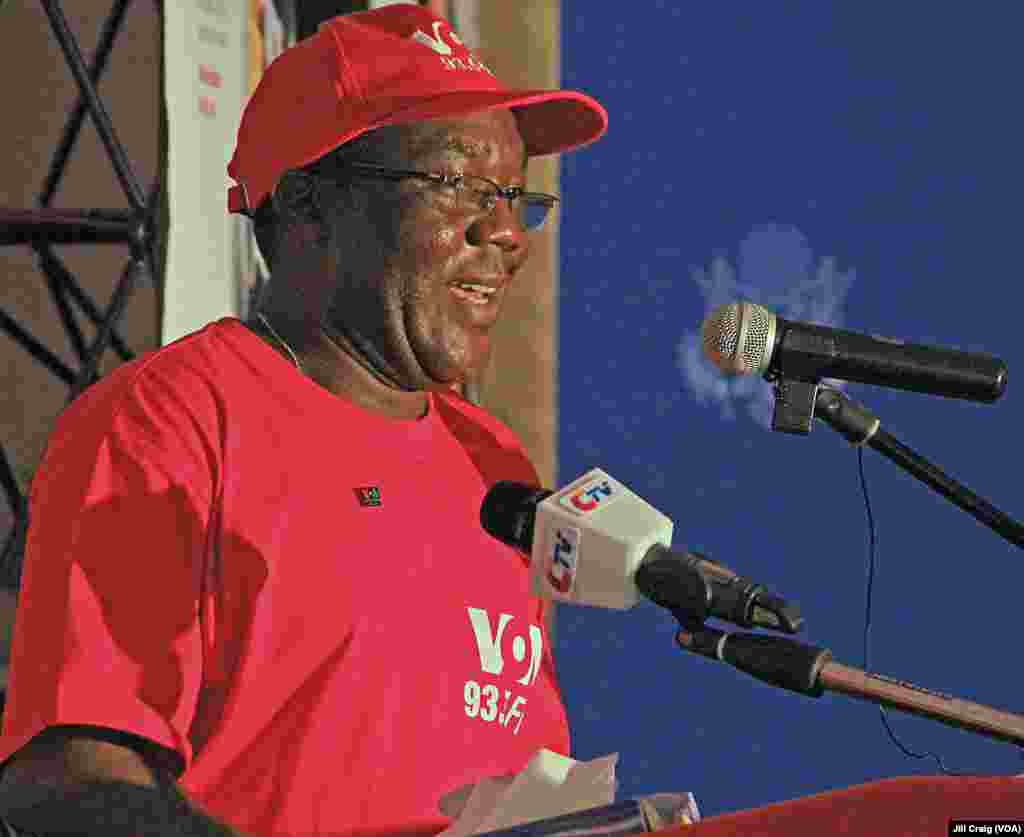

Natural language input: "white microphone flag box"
[530,469,673,610]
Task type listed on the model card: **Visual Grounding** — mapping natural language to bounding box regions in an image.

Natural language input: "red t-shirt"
[0,319,569,836]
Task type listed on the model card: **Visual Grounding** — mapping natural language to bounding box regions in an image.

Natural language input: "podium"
[673,775,1023,836]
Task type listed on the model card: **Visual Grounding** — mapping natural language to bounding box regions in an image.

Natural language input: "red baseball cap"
[227,3,608,214]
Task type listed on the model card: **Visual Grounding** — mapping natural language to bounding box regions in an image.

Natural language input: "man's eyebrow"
[409,133,529,171]
[412,135,492,160]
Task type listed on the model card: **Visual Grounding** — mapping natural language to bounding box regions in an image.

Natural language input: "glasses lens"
[521,196,555,231]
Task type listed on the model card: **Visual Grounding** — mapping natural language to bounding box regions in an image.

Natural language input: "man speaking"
[0,5,607,835]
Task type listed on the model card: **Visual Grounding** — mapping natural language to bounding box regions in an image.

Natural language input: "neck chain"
[256,312,305,374]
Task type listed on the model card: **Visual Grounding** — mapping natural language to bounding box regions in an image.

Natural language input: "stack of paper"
[439,750,619,837]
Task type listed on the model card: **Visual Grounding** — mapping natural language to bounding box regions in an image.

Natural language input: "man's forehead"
[401,114,529,168]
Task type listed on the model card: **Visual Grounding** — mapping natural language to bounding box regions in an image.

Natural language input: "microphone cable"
[856,446,976,776]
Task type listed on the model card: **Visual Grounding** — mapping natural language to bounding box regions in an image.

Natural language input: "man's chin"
[425,344,491,389]
[424,368,475,393]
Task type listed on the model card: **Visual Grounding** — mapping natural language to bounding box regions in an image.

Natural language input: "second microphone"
[480,469,803,634]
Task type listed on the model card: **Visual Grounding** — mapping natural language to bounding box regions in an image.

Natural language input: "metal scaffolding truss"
[0,0,161,589]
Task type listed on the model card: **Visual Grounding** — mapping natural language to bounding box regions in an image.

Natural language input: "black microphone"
[702,300,1008,403]
[480,473,802,633]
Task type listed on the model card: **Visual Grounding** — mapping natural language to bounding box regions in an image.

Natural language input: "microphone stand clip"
[769,376,820,435]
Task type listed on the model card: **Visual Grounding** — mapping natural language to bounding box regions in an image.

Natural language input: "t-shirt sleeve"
[0,366,219,773]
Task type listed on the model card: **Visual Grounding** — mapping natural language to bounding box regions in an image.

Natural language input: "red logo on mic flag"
[558,476,619,515]
[546,527,580,594]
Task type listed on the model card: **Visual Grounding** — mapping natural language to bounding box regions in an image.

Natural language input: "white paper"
[439,750,618,837]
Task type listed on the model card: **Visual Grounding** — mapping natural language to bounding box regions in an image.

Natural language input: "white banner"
[162,0,248,344]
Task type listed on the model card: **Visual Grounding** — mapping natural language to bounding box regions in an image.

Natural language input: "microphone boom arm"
[811,384,1024,550]
[675,624,1024,747]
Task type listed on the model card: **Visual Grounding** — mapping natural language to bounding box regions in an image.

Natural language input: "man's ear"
[273,169,331,248]
[274,169,324,225]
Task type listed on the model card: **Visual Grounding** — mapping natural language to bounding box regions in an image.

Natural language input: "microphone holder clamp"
[769,376,884,442]
[769,376,821,435]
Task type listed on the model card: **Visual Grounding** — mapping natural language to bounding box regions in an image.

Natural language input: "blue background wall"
[557,2,1024,818]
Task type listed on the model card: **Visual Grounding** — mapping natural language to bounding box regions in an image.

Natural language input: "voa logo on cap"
[411,19,494,75]
[412,20,461,55]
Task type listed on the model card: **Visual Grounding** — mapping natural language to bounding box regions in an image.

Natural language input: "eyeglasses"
[338,161,560,231]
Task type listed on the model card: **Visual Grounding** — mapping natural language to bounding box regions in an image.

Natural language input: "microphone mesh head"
[701,301,775,375]
[739,303,772,372]
[702,304,741,370]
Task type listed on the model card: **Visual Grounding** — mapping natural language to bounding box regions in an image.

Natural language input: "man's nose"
[467,197,529,261]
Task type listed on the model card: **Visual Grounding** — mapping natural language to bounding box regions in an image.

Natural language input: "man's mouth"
[449,282,499,306]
